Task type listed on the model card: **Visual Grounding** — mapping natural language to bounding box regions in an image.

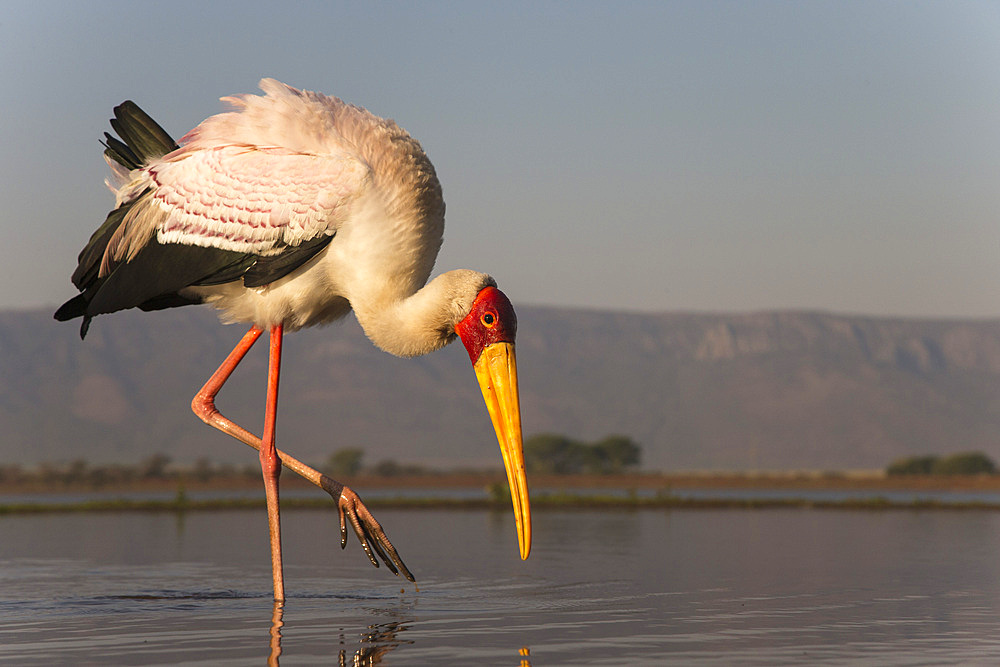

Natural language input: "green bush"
[887,451,997,476]
[932,452,997,475]
[886,455,938,476]
[523,434,586,474]
[524,433,642,475]
[326,447,364,477]
[586,435,641,474]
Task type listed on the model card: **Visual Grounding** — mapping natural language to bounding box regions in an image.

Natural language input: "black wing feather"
[243,235,334,288]
[70,205,130,289]
[85,241,255,318]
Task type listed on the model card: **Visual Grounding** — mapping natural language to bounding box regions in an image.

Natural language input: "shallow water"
[3,506,1000,665]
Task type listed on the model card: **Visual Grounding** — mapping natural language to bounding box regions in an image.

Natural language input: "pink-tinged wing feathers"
[148,145,368,255]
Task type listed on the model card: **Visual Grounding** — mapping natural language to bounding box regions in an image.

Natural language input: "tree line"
[0,433,643,487]
[327,433,643,477]
[0,454,265,487]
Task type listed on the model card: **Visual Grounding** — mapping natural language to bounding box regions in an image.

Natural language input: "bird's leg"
[191,326,415,582]
[192,325,265,432]
[262,324,285,601]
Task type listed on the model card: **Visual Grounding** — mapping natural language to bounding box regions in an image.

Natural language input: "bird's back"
[56,80,446,336]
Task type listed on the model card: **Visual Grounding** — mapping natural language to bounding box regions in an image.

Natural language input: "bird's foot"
[321,477,414,582]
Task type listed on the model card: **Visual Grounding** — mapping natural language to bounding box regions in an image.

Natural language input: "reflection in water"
[266,602,412,666]
[268,601,283,666]
[334,620,412,666]
[263,608,533,666]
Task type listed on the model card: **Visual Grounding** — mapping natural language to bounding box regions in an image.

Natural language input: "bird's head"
[454,286,531,560]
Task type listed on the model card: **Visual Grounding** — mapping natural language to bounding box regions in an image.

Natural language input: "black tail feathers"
[54,100,179,336]
[103,101,179,169]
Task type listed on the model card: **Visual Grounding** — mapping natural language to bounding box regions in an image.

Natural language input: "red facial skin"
[454,287,518,363]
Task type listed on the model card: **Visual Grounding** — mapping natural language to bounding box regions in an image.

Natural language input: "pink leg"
[261,324,284,601]
[191,326,414,584]
[192,328,331,490]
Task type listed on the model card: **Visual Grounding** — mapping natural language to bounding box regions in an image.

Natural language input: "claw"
[329,484,416,582]
[348,509,381,569]
[367,533,398,577]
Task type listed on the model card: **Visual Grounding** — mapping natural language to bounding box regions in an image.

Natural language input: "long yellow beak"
[472,342,531,559]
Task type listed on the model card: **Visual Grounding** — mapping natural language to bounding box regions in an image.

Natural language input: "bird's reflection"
[266,602,413,666]
[266,602,530,666]
[335,620,413,666]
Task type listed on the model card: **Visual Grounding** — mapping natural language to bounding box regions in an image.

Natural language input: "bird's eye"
[481,312,496,327]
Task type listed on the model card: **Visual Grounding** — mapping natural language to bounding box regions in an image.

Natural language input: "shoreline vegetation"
[5,443,996,513]
[7,471,1000,515]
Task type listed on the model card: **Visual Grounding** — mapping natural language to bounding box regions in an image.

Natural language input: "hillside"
[3,305,1000,470]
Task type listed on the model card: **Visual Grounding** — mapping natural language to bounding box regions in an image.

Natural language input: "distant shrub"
[139,453,171,479]
[372,459,404,477]
[932,452,997,476]
[524,433,642,475]
[326,447,364,477]
[886,455,938,476]
[887,452,997,476]
[523,434,588,474]
[586,435,642,474]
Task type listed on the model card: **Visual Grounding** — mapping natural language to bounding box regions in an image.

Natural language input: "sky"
[3,1,1000,319]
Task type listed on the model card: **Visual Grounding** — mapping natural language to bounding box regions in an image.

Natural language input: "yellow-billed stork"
[55,79,531,601]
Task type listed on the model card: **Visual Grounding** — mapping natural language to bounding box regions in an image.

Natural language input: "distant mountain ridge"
[3,305,1000,471]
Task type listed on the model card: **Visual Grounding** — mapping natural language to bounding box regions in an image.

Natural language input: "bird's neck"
[352,277,453,358]
[352,270,492,359]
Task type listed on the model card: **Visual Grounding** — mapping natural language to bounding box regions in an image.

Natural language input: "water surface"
[3,506,1000,664]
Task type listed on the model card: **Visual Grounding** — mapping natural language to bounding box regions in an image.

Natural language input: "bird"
[55,79,531,601]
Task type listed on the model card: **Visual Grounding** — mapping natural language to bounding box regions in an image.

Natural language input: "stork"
[55,79,531,601]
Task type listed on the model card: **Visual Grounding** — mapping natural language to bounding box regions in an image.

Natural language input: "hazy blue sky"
[3,1,999,318]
